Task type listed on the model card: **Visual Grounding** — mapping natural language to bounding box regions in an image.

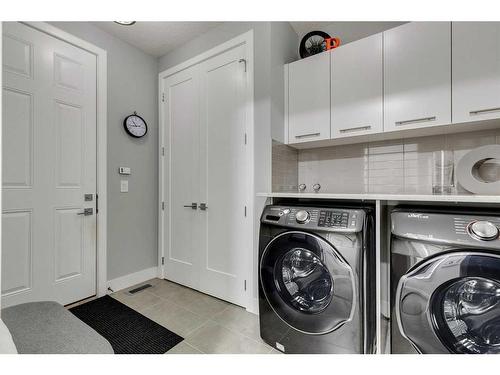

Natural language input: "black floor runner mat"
[70,295,183,354]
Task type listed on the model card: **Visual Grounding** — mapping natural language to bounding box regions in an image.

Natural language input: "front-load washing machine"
[259,203,376,354]
[391,207,500,354]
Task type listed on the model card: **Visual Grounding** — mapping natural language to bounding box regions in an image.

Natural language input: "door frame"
[158,30,254,310]
[16,22,108,299]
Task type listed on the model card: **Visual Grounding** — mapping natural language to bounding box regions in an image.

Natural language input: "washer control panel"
[261,205,365,233]
[391,211,500,249]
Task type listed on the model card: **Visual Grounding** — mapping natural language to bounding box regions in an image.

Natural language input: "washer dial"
[469,221,499,241]
[295,210,310,224]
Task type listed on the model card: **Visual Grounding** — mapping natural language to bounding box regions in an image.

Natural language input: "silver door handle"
[470,107,500,115]
[77,208,93,216]
[295,132,320,139]
[183,203,197,209]
[339,125,371,133]
[199,203,208,211]
[395,116,436,126]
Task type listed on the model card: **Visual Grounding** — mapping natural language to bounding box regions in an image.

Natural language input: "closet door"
[163,66,200,290]
[198,45,248,307]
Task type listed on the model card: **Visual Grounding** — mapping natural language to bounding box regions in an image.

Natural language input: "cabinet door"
[331,33,383,138]
[452,22,500,123]
[288,52,330,144]
[384,22,451,132]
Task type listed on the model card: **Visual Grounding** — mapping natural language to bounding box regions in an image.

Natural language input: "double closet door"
[162,45,249,307]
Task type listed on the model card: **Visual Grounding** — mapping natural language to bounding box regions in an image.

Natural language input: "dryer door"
[260,231,355,335]
[396,252,500,354]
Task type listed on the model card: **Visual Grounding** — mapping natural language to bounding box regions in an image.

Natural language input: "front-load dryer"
[391,208,500,354]
[258,204,376,354]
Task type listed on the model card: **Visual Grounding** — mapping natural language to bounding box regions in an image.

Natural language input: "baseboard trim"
[246,297,259,315]
[107,267,158,293]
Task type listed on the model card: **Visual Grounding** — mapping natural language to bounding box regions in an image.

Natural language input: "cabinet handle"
[470,107,500,116]
[295,132,321,139]
[183,203,198,209]
[339,125,371,134]
[395,116,436,126]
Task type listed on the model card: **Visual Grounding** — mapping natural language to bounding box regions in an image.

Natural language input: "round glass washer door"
[260,231,355,335]
[433,276,500,354]
[397,252,500,354]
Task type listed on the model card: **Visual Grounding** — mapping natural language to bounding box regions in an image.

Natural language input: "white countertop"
[257,192,500,203]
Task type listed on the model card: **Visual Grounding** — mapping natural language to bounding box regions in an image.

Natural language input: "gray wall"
[50,22,159,280]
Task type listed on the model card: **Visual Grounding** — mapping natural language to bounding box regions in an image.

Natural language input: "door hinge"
[244,205,247,217]
[162,93,165,102]
[244,280,247,291]
[161,256,165,265]
[244,133,247,145]
[161,147,165,156]
[238,58,247,72]
[162,201,165,210]
[96,194,99,214]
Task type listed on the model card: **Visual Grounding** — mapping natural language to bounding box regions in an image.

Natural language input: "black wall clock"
[124,111,147,138]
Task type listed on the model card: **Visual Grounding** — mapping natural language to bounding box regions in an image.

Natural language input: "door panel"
[1,210,32,296]
[164,66,200,289]
[198,45,248,306]
[452,22,500,123]
[2,22,97,307]
[288,51,331,143]
[54,101,83,188]
[54,207,83,282]
[2,87,33,187]
[2,33,32,78]
[384,22,451,132]
[331,33,383,138]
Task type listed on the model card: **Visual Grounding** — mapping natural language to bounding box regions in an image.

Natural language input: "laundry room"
[1,0,500,373]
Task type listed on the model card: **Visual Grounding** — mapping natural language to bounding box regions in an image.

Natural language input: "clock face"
[124,114,147,138]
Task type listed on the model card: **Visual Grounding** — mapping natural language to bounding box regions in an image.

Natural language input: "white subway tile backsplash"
[286,129,500,194]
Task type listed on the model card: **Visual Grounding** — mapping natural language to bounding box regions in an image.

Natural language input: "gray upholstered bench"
[1,301,113,354]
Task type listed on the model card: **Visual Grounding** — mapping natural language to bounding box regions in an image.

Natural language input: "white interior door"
[162,44,249,307]
[163,65,200,290]
[2,22,97,307]
[198,45,248,307]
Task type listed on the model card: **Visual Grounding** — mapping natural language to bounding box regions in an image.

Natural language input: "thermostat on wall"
[119,167,131,175]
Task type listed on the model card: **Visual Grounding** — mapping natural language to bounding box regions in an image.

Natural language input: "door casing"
[158,30,255,311]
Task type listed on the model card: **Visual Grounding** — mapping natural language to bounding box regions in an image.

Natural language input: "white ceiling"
[289,22,407,45]
[92,22,222,57]
[92,21,407,58]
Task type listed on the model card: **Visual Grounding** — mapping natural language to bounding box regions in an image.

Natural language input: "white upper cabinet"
[331,33,383,138]
[452,22,500,124]
[384,22,451,132]
[287,51,330,144]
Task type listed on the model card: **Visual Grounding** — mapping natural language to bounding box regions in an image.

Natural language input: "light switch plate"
[119,167,131,175]
[120,180,129,193]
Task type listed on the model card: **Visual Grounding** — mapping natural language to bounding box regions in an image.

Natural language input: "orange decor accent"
[325,37,341,50]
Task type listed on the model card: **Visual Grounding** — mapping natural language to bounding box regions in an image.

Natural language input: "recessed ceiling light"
[114,21,136,26]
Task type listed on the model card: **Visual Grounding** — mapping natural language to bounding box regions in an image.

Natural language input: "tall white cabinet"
[331,33,383,138]
[452,22,500,124]
[287,51,330,144]
[383,22,451,132]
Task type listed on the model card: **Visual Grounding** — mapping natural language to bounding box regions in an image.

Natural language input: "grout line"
[183,341,205,354]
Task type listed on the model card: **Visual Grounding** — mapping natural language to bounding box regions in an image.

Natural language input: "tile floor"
[110,278,280,354]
